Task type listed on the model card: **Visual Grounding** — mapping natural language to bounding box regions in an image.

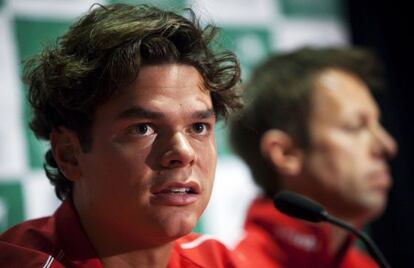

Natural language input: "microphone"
[274,191,391,268]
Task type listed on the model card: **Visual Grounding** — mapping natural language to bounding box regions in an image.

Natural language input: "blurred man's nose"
[371,124,398,159]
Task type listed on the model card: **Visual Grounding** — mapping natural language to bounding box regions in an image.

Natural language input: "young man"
[0,4,242,267]
[230,47,397,267]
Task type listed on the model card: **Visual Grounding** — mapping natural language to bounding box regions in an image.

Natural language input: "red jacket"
[233,197,379,268]
[0,199,236,268]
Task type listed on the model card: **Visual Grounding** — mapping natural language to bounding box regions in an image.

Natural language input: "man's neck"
[326,214,366,258]
[82,216,175,268]
[100,244,173,268]
[73,196,175,268]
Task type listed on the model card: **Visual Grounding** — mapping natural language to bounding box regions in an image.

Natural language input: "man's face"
[75,64,217,246]
[301,69,397,223]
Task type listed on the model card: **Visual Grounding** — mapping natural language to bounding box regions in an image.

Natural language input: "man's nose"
[371,125,398,159]
[160,132,195,168]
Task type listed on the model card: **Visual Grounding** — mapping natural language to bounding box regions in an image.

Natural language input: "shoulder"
[0,240,64,268]
[0,216,57,250]
[0,217,64,268]
[340,247,379,268]
[171,233,236,268]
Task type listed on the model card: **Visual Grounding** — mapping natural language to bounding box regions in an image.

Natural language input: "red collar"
[54,198,103,267]
[244,197,354,267]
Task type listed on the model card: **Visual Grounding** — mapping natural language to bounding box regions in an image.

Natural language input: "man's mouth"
[368,168,392,190]
[150,182,201,206]
[152,181,200,194]
[160,187,196,194]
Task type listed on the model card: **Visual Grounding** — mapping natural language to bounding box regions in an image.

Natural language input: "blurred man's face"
[301,69,397,223]
[74,64,217,248]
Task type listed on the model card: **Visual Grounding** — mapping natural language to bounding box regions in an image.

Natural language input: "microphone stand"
[323,213,391,268]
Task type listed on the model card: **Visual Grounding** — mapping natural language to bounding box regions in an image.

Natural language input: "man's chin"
[160,214,198,239]
[356,196,388,223]
[369,200,388,219]
[332,196,387,224]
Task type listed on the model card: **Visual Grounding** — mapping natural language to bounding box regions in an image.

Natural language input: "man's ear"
[50,127,82,182]
[260,129,303,177]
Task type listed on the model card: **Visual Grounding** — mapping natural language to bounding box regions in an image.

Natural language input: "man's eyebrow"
[193,109,216,120]
[117,106,165,120]
[116,106,216,120]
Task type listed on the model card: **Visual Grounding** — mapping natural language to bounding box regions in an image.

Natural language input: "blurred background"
[0,0,412,266]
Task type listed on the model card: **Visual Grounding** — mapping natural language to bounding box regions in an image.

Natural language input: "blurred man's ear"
[260,129,303,177]
[50,127,82,181]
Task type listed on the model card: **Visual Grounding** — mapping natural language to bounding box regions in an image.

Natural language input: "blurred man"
[0,4,242,267]
[230,47,396,267]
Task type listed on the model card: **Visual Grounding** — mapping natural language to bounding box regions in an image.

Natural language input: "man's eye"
[192,123,208,134]
[343,123,365,133]
[129,124,155,136]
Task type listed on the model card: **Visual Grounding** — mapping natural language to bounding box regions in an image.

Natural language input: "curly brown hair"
[24,3,242,200]
[230,47,384,198]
